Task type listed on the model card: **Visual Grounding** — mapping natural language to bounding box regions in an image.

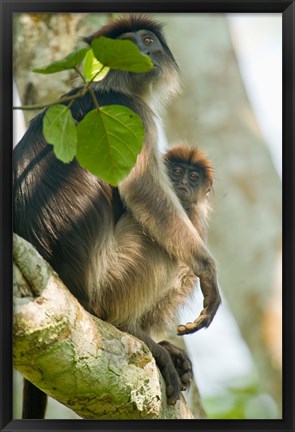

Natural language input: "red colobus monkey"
[14,15,220,417]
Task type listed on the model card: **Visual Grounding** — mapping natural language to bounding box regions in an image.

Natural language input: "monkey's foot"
[158,340,193,391]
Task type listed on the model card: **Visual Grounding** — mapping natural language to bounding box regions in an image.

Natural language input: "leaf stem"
[74,66,87,84]
[84,66,106,111]
[88,86,100,111]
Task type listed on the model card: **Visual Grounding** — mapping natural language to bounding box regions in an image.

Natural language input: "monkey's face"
[167,162,209,204]
[116,29,180,100]
[87,15,180,102]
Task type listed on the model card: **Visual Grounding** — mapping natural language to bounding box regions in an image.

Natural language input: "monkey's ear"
[205,180,213,195]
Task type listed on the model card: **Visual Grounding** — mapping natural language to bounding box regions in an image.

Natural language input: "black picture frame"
[1,1,294,431]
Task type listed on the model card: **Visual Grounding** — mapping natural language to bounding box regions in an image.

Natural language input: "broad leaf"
[83,49,110,82]
[91,36,153,72]
[76,105,144,186]
[33,48,88,74]
[43,105,77,163]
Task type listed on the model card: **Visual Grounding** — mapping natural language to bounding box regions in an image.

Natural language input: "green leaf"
[43,105,77,163]
[33,48,88,74]
[76,105,144,186]
[83,49,110,82]
[91,36,153,72]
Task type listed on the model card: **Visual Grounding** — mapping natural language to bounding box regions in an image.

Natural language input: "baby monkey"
[164,144,219,335]
[165,144,213,244]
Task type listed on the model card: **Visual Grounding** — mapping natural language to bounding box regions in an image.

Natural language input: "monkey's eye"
[143,36,154,46]
[190,172,200,181]
[173,167,183,177]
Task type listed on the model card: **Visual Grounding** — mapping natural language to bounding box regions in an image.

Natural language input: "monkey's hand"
[177,277,221,336]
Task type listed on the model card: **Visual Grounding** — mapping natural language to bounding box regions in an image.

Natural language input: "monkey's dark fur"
[14,15,221,418]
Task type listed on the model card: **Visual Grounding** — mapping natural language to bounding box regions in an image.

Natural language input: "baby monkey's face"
[167,161,204,204]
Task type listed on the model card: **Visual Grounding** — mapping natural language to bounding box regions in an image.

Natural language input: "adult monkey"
[14,15,220,417]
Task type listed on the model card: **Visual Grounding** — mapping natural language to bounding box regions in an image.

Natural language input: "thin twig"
[13,89,87,111]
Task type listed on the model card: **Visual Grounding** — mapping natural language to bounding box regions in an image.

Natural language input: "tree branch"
[13,234,195,419]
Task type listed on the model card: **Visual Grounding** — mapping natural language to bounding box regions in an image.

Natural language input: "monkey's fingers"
[177,309,212,335]
[178,286,222,335]
[177,321,200,335]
